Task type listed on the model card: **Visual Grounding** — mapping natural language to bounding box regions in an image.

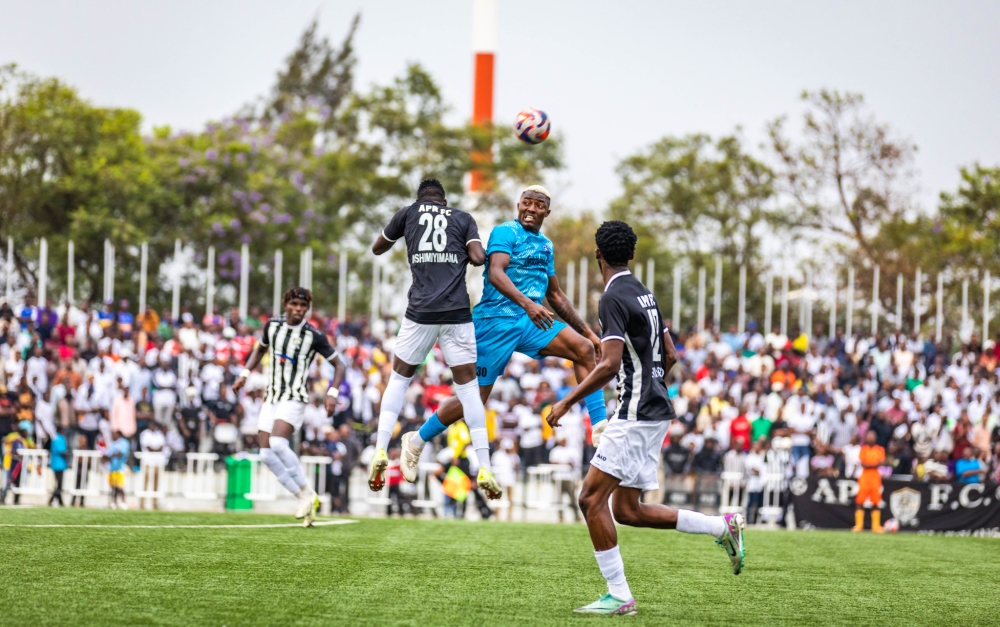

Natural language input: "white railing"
[68,450,105,498]
[134,452,169,502]
[183,453,220,500]
[13,449,49,497]
[719,451,747,515]
[300,455,332,515]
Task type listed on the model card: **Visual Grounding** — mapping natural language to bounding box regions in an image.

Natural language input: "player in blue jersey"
[399,185,608,489]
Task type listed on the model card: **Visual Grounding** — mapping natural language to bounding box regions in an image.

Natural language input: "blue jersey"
[108,438,131,472]
[473,220,556,320]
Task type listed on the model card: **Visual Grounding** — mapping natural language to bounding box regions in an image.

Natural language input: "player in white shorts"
[367,179,501,498]
[233,286,346,526]
[548,221,745,616]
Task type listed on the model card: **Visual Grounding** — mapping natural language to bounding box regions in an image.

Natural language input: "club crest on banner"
[890,487,921,526]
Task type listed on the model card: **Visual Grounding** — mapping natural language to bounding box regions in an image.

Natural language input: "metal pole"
[806,268,814,336]
[337,250,347,322]
[634,260,643,285]
[578,257,588,322]
[764,271,773,335]
[371,257,380,322]
[239,243,249,322]
[205,245,215,319]
[171,239,181,322]
[914,268,921,334]
[896,274,903,331]
[273,250,283,318]
[68,240,75,306]
[871,265,880,336]
[566,261,575,310]
[713,255,722,331]
[984,271,990,342]
[697,266,706,334]
[780,268,789,337]
[138,242,147,315]
[829,269,837,338]
[647,259,655,297]
[38,238,47,307]
[103,239,110,302]
[935,273,943,343]
[738,264,746,335]
[846,267,854,339]
[5,237,11,303]
[672,264,681,329]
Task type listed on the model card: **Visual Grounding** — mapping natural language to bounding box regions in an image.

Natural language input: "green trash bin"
[225,456,253,510]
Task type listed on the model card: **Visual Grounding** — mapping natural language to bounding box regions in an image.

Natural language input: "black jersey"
[599,271,675,422]
[259,316,339,403]
[382,201,481,324]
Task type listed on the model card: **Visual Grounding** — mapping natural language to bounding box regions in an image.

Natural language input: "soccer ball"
[883,518,900,533]
[513,108,551,144]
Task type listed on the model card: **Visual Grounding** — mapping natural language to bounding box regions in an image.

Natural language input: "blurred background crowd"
[3,295,1000,520]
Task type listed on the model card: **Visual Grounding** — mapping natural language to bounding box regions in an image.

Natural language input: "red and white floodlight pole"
[469,0,497,193]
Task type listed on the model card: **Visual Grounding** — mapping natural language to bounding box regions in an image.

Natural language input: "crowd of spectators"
[2,291,1000,522]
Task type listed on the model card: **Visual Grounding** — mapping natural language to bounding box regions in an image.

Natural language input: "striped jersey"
[599,271,675,422]
[473,220,556,320]
[259,316,339,403]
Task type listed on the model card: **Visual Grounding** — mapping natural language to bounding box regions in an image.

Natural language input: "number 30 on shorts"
[476,366,488,378]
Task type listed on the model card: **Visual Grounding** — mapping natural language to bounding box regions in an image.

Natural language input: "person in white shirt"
[151,360,178,428]
[549,437,581,523]
[491,438,520,520]
[138,421,167,510]
[743,438,767,524]
[303,395,331,443]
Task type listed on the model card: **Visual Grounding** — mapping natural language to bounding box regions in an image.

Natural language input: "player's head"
[283,286,312,324]
[517,185,551,233]
[594,220,637,270]
[416,178,446,203]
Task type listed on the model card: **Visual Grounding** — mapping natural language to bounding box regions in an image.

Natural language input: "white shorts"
[590,419,671,491]
[258,400,306,433]
[393,318,477,367]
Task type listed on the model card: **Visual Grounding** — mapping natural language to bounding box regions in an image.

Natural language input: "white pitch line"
[0,520,359,529]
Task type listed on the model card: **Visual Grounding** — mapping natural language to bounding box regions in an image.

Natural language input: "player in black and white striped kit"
[233,286,346,527]
[547,221,745,615]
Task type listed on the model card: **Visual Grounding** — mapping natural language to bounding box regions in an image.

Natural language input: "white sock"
[260,447,301,495]
[410,432,425,448]
[594,546,632,601]
[454,379,491,472]
[376,371,413,451]
[677,509,726,538]
[269,436,307,492]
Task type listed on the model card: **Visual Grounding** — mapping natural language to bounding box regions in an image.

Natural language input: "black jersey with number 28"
[382,201,481,324]
[599,271,676,422]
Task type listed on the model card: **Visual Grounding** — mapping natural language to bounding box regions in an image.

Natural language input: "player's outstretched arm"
[372,233,394,256]
[467,240,486,266]
[325,353,347,415]
[548,340,623,427]
[232,341,266,392]
[487,252,554,330]
[662,328,678,374]
[546,275,601,357]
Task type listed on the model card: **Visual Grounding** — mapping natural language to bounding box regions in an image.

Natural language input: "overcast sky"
[2,0,998,215]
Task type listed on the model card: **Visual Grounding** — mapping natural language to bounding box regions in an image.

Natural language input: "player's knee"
[578,485,601,517]
[611,499,640,526]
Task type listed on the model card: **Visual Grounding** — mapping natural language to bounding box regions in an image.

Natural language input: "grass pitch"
[1,508,997,626]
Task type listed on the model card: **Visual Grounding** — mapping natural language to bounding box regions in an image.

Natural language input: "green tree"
[608,132,776,330]
[0,64,163,305]
[768,90,917,263]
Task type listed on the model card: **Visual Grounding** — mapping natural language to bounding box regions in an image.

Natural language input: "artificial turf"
[0,507,996,626]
